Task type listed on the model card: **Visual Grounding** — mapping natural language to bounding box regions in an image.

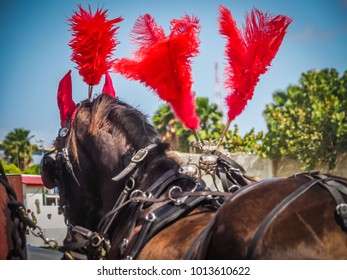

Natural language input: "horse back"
[134,207,215,259]
[205,174,347,259]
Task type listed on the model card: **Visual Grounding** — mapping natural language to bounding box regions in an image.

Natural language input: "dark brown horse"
[205,173,347,259]
[41,94,232,259]
[0,165,27,259]
[41,94,347,259]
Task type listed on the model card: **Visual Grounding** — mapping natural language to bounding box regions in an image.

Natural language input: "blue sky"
[0,0,346,148]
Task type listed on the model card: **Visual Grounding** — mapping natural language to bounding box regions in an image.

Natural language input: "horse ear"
[57,70,77,127]
[102,72,116,98]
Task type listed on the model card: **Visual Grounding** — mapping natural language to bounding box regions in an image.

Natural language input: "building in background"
[7,174,67,247]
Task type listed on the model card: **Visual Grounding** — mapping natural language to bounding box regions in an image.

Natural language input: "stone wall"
[177,152,347,180]
[273,152,347,178]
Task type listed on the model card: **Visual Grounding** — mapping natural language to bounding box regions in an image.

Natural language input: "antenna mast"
[214,62,223,114]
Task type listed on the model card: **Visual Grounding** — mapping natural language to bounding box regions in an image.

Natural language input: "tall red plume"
[102,72,116,98]
[57,70,77,127]
[68,5,123,86]
[113,14,200,131]
[219,6,292,122]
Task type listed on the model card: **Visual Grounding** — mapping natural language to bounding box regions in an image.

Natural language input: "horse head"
[41,83,197,258]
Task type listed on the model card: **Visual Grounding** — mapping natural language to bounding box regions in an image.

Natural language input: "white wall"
[24,185,66,247]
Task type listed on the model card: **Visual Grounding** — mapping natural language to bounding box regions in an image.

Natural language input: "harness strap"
[125,212,156,260]
[60,225,110,260]
[118,171,179,256]
[112,144,158,182]
[99,169,179,240]
[56,117,81,187]
[214,151,256,192]
[246,174,347,259]
[315,175,347,230]
[246,177,321,259]
[143,169,184,208]
[98,180,136,235]
[214,150,246,173]
[125,182,208,259]
[217,164,232,192]
[99,144,162,235]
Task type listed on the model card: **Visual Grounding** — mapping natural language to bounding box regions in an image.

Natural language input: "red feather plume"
[113,14,200,131]
[68,5,123,86]
[219,6,292,122]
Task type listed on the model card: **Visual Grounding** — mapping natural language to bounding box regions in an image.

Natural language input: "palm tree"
[153,104,180,150]
[195,97,224,141]
[2,128,37,170]
[152,97,224,152]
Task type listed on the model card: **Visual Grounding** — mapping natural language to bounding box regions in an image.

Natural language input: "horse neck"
[104,150,181,257]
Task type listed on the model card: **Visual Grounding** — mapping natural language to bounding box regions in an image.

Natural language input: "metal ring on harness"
[228,184,241,193]
[125,177,135,191]
[168,186,185,205]
[145,212,156,222]
[90,234,104,248]
[130,190,146,202]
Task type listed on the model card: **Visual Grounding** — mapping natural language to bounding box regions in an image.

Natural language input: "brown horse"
[205,173,347,259]
[0,164,27,260]
[41,94,347,259]
[41,94,237,259]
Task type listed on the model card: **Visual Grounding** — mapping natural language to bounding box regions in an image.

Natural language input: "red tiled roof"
[21,175,44,186]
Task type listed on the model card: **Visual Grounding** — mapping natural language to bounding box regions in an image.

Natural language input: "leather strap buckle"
[112,144,157,182]
[132,149,149,163]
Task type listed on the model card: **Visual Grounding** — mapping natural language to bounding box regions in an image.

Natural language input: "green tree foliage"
[24,164,41,175]
[225,125,264,154]
[2,128,38,171]
[152,103,183,150]
[1,160,21,174]
[195,97,224,141]
[153,97,265,153]
[262,68,347,170]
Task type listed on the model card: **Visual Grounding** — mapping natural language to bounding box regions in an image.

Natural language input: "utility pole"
[214,62,223,114]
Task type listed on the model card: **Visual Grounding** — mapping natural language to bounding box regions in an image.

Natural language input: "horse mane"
[64,94,161,163]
